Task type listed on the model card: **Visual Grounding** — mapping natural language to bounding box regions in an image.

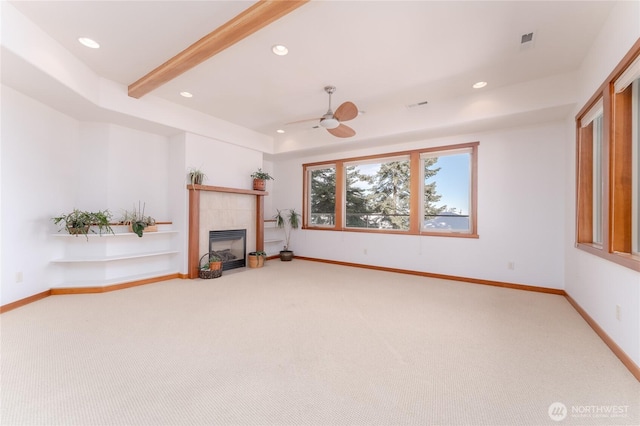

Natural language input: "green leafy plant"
[187,167,207,186]
[120,202,156,237]
[275,208,300,251]
[250,168,274,181]
[52,209,114,239]
[199,253,222,270]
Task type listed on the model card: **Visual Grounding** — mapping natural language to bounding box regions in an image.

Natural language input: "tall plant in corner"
[274,208,300,261]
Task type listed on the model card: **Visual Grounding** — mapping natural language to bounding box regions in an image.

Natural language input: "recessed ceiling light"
[180,91,193,98]
[473,81,488,89]
[272,44,288,56]
[276,129,285,134]
[78,37,100,49]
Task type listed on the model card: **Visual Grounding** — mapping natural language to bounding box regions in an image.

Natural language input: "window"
[421,148,472,233]
[575,39,640,271]
[612,61,640,257]
[344,156,411,230]
[303,142,478,237]
[577,99,604,246]
[306,164,336,226]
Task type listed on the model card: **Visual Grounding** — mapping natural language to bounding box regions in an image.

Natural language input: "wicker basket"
[198,253,223,279]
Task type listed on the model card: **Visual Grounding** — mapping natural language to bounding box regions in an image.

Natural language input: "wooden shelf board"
[187,184,268,196]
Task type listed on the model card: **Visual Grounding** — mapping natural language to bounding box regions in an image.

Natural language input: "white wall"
[565,1,640,368]
[1,85,78,303]
[0,86,178,304]
[184,133,263,190]
[271,121,566,289]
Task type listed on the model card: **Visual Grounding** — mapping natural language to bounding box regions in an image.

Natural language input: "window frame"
[575,38,640,272]
[302,142,479,238]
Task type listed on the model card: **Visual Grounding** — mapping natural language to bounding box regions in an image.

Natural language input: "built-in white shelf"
[264,219,284,255]
[264,238,283,244]
[51,250,179,263]
[51,225,181,289]
[51,230,179,238]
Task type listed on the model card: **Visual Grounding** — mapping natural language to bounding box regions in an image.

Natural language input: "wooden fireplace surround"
[186,184,267,278]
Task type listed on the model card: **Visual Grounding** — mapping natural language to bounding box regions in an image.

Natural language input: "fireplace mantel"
[187,184,268,278]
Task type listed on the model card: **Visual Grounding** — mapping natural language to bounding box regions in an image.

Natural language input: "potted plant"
[247,250,267,268]
[52,209,114,240]
[250,168,274,191]
[120,202,157,237]
[274,208,300,261]
[208,253,223,271]
[198,253,223,279]
[188,167,206,186]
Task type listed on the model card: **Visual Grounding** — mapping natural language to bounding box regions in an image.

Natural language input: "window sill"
[303,226,479,238]
[576,243,640,272]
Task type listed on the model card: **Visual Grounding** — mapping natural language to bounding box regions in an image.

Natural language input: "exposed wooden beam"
[128,0,309,98]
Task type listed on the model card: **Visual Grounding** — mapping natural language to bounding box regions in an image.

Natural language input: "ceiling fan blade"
[334,101,358,122]
[327,123,356,138]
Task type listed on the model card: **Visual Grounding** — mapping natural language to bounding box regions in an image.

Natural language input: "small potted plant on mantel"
[52,209,114,240]
[120,201,157,237]
[275,208,300,261]
[188,167,206,187]
[251,168,274,191]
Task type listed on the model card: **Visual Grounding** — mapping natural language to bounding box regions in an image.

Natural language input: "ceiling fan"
[288,86,358,138]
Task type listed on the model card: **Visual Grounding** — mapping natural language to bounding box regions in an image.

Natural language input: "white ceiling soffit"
[6,1,615,154]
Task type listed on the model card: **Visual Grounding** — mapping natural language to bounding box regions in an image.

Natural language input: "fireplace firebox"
[209,229,246,270]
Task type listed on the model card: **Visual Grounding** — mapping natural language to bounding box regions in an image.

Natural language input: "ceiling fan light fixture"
[320,117,339,129]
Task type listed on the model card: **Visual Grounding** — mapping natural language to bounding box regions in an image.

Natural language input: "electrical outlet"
[363,248,368,255]
[15,272,23,283]
[616,305,621,321]
[508,261,515,270]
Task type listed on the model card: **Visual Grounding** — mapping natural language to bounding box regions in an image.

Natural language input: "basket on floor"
[198,253,223,279]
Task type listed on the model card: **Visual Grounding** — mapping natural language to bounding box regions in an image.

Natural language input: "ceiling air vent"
[521,32,534,44]
[519,31,535,51]
[407,100,429,109]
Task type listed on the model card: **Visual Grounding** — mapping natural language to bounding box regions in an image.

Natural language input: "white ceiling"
[7,0,614,153]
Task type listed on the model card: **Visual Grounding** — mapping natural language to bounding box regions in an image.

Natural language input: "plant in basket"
[120,201,156,237]
[187,167,206,186]
[52,209,114,240]
[250,168,274,191]
[199,253,223,279]
[248,251,267,268]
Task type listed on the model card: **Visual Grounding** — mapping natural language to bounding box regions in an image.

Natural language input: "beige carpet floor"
[1,260,639,425]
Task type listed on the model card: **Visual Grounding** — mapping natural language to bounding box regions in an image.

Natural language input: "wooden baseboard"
[50,273,180,295]
[294,256,565,295]
[565,293,640,381]
[0,290,52,314]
